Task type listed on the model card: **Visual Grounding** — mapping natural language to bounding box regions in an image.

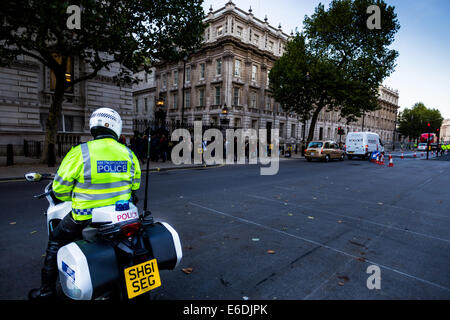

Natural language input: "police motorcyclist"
[28,108,141,299]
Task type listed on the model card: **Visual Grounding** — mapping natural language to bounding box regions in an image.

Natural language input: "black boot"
[28,241,60,300]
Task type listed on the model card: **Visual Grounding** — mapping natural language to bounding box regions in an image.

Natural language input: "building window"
[233,87,240,106]
[234,59,241,77]
[291,124,296,138]
[266,69,271,86]
[162,73,167,88]
[250,92,257,108]
[144,98,148,113]
[252,119,258,129]
[185,66,191,83]
[50,54,73,92]
[253,34,259,46]
[236,26,243,37]
[266,96,271,110]
[173,70,178,86]
[216,25,223,36]
[172,93,178,109]
[200,63,205,80]
[199,88,205,106]
[280,123,285,137]
[135,99,139,113]
[235,117,241,127]
[268,41,274,51]
[216,59,222,76]
[252,65,257,82]
[215,86,221,105]
[185,91,191,108]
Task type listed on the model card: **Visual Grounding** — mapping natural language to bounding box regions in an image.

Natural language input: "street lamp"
[220,103,229,126]
[181,54,188,127]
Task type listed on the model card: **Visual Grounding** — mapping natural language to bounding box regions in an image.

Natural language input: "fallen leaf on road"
[313,197,317,200]
[337,220,343,224]
[267,250,276,254]
[357,257,367,262]
[288,213,293,216]
[307,216,315,220]
[182,268,193,274]
[252,238,260,242]
[30,231,37,234]
[338,282,345,286]
[9,222,16,225]
[377,202,383,205]
[243,296,249,300]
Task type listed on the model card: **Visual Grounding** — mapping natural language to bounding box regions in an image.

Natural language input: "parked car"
[345,132,384,160]
[305,141,345,162]
[417,143,428,151]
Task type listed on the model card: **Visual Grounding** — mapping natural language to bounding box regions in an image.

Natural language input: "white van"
[345,132,384,160]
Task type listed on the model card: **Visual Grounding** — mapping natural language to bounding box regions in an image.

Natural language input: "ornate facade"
[135,1,400,146]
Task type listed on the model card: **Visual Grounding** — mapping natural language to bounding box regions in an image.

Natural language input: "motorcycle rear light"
[121,222,141,237]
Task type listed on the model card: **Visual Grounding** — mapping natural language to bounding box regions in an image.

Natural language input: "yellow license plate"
[347,151,354,154]
[124,259,161,299]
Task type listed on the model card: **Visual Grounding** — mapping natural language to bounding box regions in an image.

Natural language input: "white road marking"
[189,201,450,293]
[249,194,450,244]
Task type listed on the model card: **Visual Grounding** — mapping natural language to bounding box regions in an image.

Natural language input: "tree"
[398,102,443,141]
[0,0,205,164]
[269,34,341,142]
[270,0,400,143]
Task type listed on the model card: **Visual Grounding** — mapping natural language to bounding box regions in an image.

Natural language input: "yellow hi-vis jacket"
[52,138,141,221]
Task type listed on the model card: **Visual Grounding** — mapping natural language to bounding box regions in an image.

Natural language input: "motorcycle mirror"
[24,172,42,182]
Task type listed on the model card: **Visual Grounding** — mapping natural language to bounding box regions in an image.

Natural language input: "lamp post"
[392,111,398,151]
[181,55,188,127]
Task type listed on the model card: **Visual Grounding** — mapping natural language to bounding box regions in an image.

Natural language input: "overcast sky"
[202,0,450,119]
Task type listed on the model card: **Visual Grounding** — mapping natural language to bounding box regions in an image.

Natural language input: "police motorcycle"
[25,172,182,300]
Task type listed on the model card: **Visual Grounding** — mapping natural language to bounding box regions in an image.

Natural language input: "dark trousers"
[40,213,90,290]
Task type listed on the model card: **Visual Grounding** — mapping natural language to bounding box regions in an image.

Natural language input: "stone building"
[133,1,400,149]
[0,54,134,162]
[440,119,450,144]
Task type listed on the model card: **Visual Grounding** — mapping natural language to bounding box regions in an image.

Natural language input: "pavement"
[1,155,449,300]
[0,153,304,180]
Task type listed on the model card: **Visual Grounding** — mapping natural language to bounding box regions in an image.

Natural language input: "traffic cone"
[413,151,417,158]
[388,154,394,167]
[381,154,385,165]
[401,152,404,159]
[375,154,379,164]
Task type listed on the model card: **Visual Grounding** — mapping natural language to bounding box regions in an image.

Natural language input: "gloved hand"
[132,191,139,205]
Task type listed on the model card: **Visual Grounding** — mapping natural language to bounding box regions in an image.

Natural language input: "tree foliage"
[0,0,205,162]
[270,0,400,142]
[398,103,443,140]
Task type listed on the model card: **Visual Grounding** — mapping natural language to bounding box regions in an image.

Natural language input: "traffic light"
[337,127,345,135]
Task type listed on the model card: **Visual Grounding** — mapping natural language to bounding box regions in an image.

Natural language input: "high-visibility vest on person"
[52,138,141,221]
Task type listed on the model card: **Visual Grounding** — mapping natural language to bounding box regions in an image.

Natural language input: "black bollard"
[48,143,56,167]
[6,144,13,166]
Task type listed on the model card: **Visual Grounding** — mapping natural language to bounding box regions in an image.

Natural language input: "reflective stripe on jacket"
[52,138,141,221]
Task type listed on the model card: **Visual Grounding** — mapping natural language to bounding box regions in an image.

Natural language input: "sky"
[202,0,450,119]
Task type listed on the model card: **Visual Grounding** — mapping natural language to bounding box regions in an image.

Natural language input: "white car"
[345,132,384,160]
[417,143,428,151]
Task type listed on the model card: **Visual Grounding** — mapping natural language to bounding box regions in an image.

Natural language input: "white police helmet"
[89,108,122,140]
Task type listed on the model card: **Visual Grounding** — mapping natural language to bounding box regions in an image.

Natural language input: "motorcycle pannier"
[143,222,182,270]
[57,239,119,300]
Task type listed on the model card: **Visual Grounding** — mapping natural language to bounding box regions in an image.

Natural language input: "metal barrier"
[23,140,42,159]
[57,134,81,158]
